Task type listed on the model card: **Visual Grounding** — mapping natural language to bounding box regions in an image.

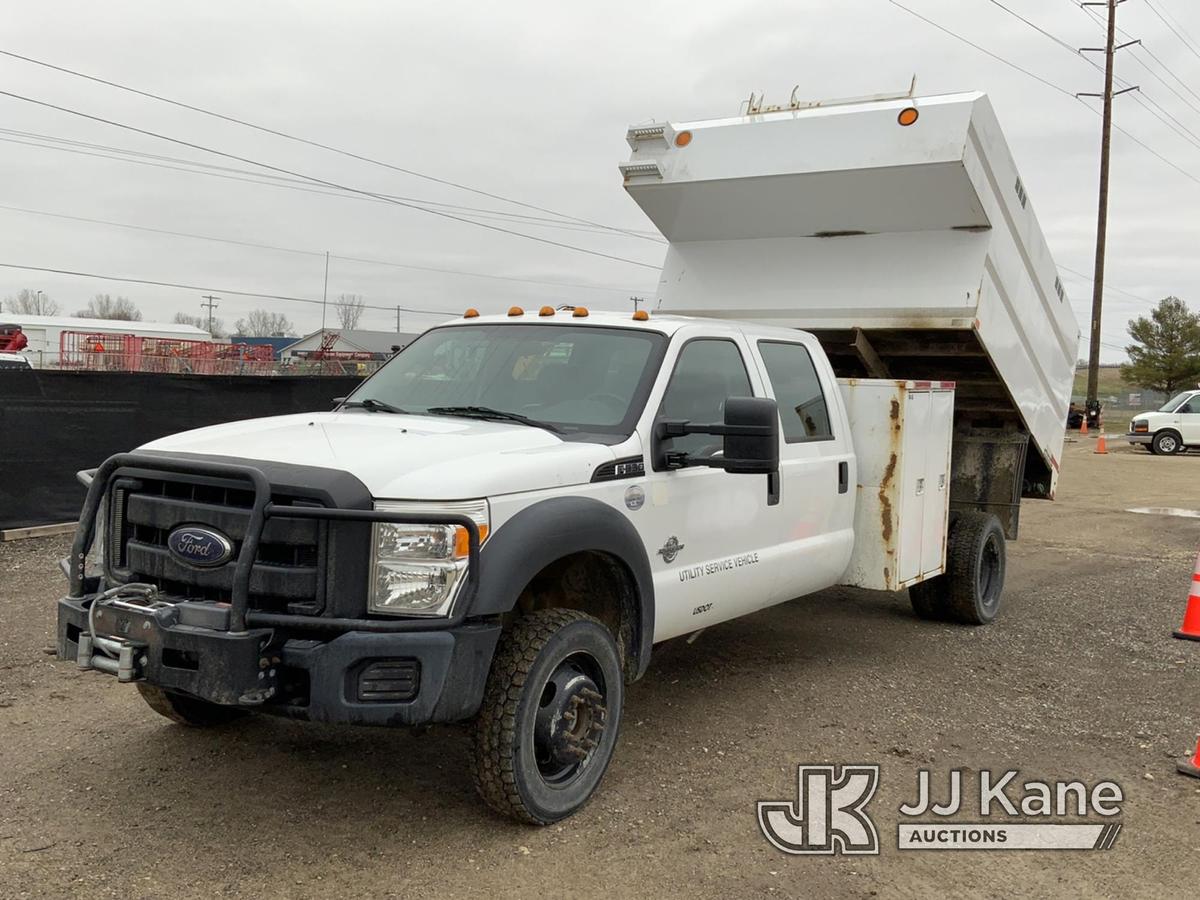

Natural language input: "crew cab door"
[639,332,779,641]
[750,337,856,604]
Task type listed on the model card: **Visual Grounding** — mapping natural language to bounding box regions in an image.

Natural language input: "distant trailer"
[620,90,1080,536]
[3,314,209,365]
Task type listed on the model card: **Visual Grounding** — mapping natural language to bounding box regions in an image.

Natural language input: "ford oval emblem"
[167,525,234,568]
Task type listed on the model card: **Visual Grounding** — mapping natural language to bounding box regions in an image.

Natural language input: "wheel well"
[509,550,641,682]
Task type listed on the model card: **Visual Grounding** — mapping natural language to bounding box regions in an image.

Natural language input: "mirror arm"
[656,419,775,439]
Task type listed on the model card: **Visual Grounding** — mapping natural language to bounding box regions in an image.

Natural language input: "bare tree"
[234,309,296,337]
[3,288,60,316]
[334,293,366,330]
[172,311,226,338]
[77,294,142,320]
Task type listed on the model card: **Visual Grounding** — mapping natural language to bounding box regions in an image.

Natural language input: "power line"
[0,48,658,243]
[892,0,1200,187]
[1143,0,1200,66]
[887,1,1080,99]
[0,261,464,319]
[0,88,661,270]
[0,129,667,241]
[0,202,654,295]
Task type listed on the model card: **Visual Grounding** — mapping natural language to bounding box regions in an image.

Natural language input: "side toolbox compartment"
[837,379,955,591]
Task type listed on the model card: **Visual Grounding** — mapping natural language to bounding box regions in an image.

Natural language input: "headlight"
[369,500,489,617]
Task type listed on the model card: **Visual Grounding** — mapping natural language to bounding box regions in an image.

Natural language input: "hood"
[140,411,618,499]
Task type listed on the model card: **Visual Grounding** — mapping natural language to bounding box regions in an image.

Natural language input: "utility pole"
[200,294,220,334]
[321,251,330,332]
[396,306,401,333]
[631,296,643,313]
[1079,0,1139,424]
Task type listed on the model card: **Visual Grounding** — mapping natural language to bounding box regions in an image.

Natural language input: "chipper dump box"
[620,90,1080,536]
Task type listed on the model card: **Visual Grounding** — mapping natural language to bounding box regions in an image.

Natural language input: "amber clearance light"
[898,107,919,127]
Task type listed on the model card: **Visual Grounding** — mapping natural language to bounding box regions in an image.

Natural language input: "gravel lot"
[1,437,1198,899]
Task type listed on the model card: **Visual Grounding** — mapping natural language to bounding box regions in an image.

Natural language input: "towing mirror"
[654,396,780,474]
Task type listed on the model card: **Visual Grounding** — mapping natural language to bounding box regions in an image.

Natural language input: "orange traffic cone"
[1094,433,1108,454]
[1178,736,1200,779]
[1173,550,1200,641]
[1080,416,1088,436]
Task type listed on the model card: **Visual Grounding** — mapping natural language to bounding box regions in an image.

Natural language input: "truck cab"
[1128,389,1200,454]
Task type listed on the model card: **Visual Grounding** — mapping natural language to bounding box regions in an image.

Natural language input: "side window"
[659,339,753,458]
[757,341,834,442]
[1181,397,1200,414]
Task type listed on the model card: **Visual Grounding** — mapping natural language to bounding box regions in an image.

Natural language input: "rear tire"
[137,684,248,727]
[908,511,1006,626]
[471,609,623,825]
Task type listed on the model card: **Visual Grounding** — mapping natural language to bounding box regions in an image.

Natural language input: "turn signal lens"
[898,107,919,126]
[572,307,589,318]
[508,306,524,317]
[632,310,649,321]
[463,308,480,318]
[454,523,489,558]
[539,306,555,316]
[674,130,693,147]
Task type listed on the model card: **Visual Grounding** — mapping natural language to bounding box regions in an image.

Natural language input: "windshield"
[1159,392,1194,412]
[345,323,667,439]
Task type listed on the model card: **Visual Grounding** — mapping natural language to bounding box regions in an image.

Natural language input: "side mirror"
[721,397,780,474]
[654,396,780,474]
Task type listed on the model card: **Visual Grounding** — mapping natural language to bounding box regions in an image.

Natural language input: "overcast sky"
[3,0,1199,361]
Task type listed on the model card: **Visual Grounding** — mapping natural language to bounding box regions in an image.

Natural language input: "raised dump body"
[620,90,1080,536]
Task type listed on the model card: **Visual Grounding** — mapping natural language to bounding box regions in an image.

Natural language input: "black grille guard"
[70,452,481,633]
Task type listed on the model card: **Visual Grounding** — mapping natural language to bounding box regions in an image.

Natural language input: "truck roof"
[436,308,793,338]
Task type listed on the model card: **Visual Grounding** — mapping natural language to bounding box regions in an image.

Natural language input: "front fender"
[470,496,654,679]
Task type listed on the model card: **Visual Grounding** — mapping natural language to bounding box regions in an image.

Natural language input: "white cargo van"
[56,90,1077,824]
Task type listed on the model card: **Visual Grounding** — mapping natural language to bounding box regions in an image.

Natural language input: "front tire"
[471,609,623,825]
[908,511,1006,625]
[1152,430,1182,455]
[137,684,248,727]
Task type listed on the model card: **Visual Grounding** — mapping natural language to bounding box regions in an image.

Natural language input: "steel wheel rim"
[532,651,608,786]
[978,533,1003,613]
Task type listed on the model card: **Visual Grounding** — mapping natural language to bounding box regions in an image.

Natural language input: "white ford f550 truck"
[58,90,1078,824]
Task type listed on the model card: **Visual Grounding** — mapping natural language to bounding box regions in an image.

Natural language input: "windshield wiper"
[425,405,564,434]
[341,398,408,414]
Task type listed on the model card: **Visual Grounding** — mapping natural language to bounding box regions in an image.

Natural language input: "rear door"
[752,336,857,604]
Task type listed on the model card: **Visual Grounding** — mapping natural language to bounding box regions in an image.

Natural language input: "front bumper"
[1126,433,1152,445]
[58,595,501,726]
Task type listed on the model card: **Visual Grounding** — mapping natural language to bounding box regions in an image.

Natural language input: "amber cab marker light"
[463,308,480,318]
[674,130,693,147]
[538,305,555,316]
[507,306,524,317]
[633,310,650,321]
[572,306,590,318]
[898,107,919,127]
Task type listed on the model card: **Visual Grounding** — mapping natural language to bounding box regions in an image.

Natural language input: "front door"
[639,335,778,641]
[1178,394,1200,445]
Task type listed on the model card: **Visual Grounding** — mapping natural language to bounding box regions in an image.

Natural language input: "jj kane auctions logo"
[758,766,1123,854]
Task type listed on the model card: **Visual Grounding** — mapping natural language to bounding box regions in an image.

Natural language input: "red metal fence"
[59,331,276,375]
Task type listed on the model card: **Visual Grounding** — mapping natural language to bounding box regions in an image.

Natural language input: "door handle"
[838,460,849,494]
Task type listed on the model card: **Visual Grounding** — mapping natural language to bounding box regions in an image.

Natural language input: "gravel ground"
[1,437,1198,899]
